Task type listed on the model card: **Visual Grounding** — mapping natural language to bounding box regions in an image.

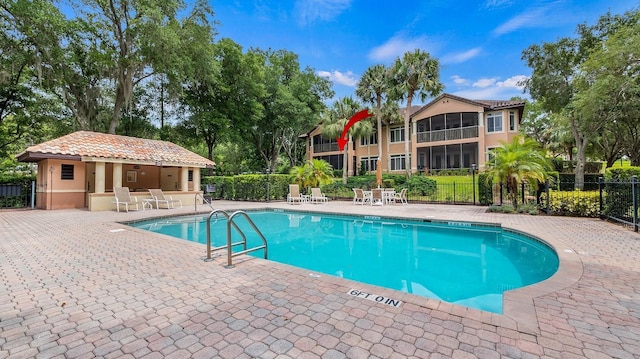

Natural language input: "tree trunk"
[404,94,413,177]
[570,116,588,190]
[342,139,349,185]
[109,79,126,134]
[376,95,383,169]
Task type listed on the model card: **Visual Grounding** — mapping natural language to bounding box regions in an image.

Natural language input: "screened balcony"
[416,112,479,143]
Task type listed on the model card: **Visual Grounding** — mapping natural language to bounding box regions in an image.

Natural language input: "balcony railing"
[416,126,479,143]
[313,143,339,153]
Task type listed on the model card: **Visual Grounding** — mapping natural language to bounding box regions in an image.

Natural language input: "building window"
[61,164,74,180]
[390,154,410,170]
[487,113,503,133]
[360,132,378,146]
[188,170,193,181]
[359,157,378,172]
[509,111,516,131]
[390,127,405,143]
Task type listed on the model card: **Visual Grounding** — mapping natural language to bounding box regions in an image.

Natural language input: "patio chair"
[287,184,304,204]
[112,187,141,212]
[148,188,182,209]
[392,188,408,205]
[352,188,370,205]
[370,188,383,206]
[310,187,328,204]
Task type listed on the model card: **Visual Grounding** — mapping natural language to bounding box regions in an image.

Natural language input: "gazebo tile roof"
[17,131,215,167]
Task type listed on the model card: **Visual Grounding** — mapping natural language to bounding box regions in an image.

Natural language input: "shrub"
[487,204,515,213]
[540,190,600,217]
[407,176,436,196]
[478,172,492,205]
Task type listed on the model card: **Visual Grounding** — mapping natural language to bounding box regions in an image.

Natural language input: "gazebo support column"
[113,163,123,189]
[181,167,189,191]
[95,162,106,193]
[193,167,201,192]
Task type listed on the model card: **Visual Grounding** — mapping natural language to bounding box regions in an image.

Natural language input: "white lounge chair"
[310,187,328,203]
[287,184,304,204]
[112,187,141,212]
[148,189,182,209]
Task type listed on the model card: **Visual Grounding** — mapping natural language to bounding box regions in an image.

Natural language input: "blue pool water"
[129,210,559,313]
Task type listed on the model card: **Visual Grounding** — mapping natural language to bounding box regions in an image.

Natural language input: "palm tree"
[289,159,333,193]
[484,136,551,208]
[307,159,333,188]
[356,64,389,166]
[289,164,310,192]
[389,50,444,176]
[321,97,373,184]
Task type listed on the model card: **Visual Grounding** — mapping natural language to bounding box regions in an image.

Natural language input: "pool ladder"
[204,209,268,268]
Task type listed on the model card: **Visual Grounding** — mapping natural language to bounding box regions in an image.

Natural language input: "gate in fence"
[0,181,36,209]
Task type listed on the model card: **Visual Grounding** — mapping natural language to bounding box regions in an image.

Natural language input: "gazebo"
[16,131,215,211]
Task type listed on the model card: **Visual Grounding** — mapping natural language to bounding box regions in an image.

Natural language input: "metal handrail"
[204,209,268,268]
[225,211,268,268]
[194,193,213,211]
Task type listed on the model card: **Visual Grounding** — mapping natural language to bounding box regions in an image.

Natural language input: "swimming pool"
[129,210,559,313]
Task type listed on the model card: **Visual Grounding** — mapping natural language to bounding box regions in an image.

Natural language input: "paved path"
[1,201,639,358]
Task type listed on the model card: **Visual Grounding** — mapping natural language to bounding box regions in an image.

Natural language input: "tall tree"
[356,64,389,166]
[321,97,373,184]
[575,17,640,166]
[522,9,640,187]
[389,50,443,176]
[241,49,333,173]
[75,0,216,134]
[0,0,65,156]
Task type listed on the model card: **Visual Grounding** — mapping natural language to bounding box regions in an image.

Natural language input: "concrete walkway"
[1,201,639,358]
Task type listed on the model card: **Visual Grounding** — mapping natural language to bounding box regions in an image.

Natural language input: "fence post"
[453,182,456,205]
[598,176,604,220]
[633,175,638,233]
[545,178,550,215]
[499,183,503,206]
[31,180,36,209]
[521,182,525,206]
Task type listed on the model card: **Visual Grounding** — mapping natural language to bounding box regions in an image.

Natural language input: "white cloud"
[453,75,529,99]
[317,70,358,87]
[450,75,470,85]
[496,75,528,89]
[442,47,482,64]
[294,0,351,26]
[473,78,497,88]
[492,5,547,36]
[367,35,436,63]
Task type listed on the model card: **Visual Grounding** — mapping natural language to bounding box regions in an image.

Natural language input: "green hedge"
[541,190,600,217]
[201,174,291,201]
[478,173,492,205]
[550,159,603,174]
[604,167,640,180]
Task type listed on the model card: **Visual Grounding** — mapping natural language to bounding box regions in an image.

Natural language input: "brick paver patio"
[1,201,639,358]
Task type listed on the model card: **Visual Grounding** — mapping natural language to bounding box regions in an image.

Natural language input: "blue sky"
[211,0,637,105]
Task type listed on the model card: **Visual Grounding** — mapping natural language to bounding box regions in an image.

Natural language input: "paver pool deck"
[1,201,639,359]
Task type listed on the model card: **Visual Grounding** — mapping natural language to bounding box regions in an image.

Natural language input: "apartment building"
[305,93,525,176]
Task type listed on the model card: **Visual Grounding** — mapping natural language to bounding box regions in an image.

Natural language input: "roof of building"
[301,105,422,138]
[411,93,525,118]
[16,131,215,168]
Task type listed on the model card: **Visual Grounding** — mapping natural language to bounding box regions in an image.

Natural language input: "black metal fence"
[599,176,639,232]
[0,181,36,209]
